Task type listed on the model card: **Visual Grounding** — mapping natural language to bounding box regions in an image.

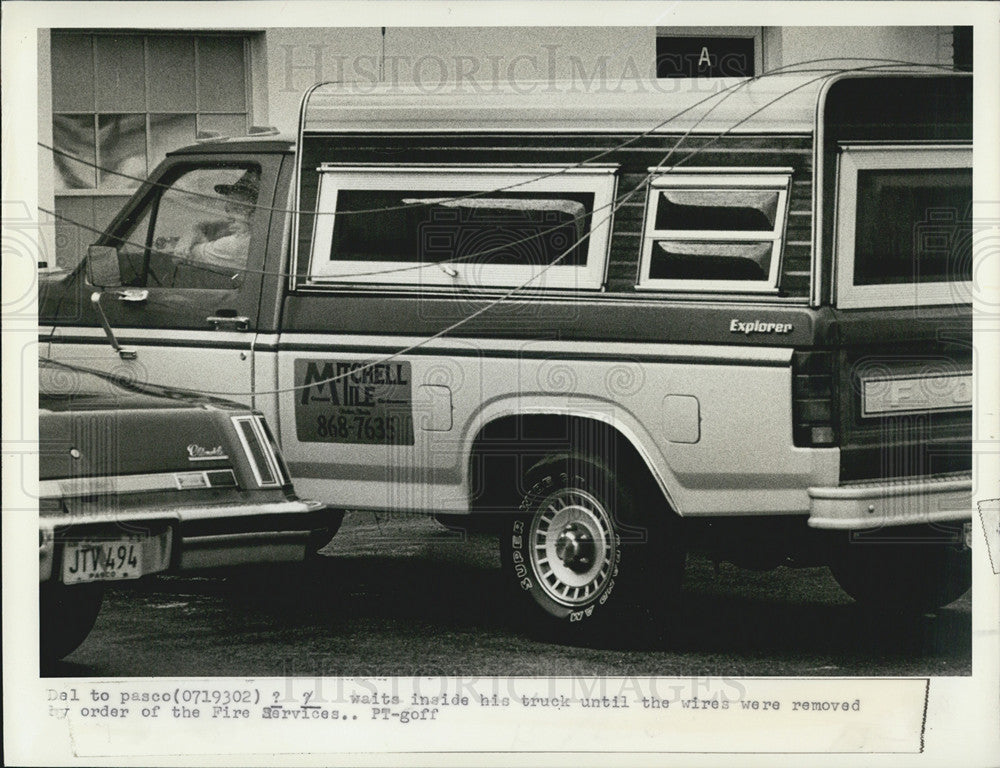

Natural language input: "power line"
[40,59,961,399]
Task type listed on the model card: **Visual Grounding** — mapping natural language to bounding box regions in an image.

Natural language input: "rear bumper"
[40,498,334,582]
[807,473,971,530]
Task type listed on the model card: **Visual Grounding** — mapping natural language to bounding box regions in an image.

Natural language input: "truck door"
[44,155,281,407]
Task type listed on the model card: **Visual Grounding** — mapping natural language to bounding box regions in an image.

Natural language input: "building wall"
[264,26,951,131]
[774,26,953,71]
[37,28,56,267]
[264,27,657,135]
[264,27,382,135]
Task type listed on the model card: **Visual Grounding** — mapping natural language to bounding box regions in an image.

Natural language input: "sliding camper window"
[637,170,791,293]
[834,145,972,309]
[308,165,617,290]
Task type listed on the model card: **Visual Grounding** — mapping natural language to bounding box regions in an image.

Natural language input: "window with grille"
[50,32,251,268]
[638,170,791,292]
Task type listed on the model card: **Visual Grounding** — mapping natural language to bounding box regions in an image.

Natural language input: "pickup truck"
[40,68,973,638]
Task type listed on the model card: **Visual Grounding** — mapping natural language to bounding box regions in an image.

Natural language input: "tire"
[829,528,971,615]
[39,581,104,663]
[500,452,684,640]
[306,508,346,558]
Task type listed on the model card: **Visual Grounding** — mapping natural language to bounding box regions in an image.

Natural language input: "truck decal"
[294,359,414,445]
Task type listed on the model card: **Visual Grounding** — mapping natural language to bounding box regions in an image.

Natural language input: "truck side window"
[112,164,261,290]
[638,170,791,293]
[834,146,972,308]
[853,168,971,286]
[308,165,617,290]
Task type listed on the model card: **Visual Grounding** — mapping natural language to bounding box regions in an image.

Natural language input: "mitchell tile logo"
[187,444,228,461]
[730,319,794,335]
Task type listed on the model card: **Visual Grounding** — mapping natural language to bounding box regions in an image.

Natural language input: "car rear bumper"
[807,473,972,530]
[40,498,333,582]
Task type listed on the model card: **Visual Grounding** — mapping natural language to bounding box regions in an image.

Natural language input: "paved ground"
[43,512,972,678]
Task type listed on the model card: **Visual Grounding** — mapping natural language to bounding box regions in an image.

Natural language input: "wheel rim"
[528,488,616,607]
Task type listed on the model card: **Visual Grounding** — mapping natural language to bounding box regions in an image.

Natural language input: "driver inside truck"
[173,169,260,271]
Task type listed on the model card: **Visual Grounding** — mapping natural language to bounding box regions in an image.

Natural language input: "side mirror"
[87,245,122,289]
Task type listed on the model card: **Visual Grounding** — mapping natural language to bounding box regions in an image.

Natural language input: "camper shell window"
[637,169,792,292]
[308,165,618,290]
[834,145,972,309]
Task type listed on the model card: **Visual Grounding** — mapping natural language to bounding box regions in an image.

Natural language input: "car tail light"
[257,416,292,483]
[792,350,837,447]
[231,415,287,487]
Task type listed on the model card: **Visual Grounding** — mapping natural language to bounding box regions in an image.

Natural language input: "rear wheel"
[500,452,684,640]
[39,581,104,662]
[829,526,971,614]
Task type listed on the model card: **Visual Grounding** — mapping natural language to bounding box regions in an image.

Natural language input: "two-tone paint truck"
[41,68,974,637]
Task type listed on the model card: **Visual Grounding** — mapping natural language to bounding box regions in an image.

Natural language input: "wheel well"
[467,414,670,520]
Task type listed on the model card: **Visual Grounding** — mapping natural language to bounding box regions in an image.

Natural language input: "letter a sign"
[656,36,756,77]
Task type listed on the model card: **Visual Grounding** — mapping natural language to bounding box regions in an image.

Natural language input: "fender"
[459,393,683,516]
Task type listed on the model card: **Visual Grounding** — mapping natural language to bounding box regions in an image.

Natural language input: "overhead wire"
[37,58,952,220]
[37,74,754,284]
[39,59,963,399]
[39,60,946,284]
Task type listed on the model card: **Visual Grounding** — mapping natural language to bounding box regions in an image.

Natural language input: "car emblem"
[187,444,228,461]
[729,319,794,335]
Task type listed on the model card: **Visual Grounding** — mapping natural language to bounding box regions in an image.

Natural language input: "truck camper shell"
[300,73,826,135]
[292,68,970,306]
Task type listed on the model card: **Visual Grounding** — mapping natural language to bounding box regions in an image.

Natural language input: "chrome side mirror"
[86,245,122,289]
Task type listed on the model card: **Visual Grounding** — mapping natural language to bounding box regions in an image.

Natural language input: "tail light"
[792,350,837,447]
[258,416,292,483]
[231,415,287,488]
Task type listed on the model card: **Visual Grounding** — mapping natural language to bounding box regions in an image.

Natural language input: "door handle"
[206,314,249,331]
[111,288,149,302]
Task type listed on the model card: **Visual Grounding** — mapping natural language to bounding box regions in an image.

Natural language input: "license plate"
[62,539,144,584]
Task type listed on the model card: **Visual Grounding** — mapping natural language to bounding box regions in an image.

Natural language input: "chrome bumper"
[807,473,972,530]
[40,498,330,581]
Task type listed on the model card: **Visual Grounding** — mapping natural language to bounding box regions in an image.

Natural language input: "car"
[38,358,343,662]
